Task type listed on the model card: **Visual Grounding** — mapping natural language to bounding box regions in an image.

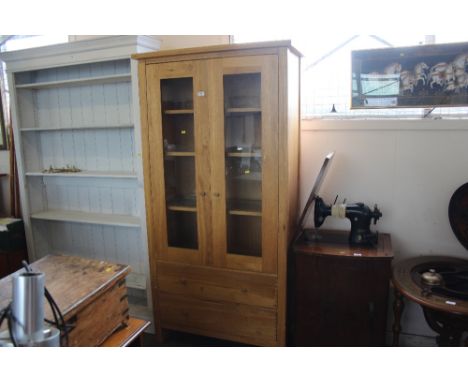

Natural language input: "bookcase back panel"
[17,82,133,129]
[43,177,138,215]
[23,128,135,173]
[31,220,146,274]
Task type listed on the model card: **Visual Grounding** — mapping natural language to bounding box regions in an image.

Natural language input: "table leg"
[392,289,404,346]
[423,308,463,347]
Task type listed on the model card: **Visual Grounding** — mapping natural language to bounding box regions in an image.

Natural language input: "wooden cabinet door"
[208,55,279,274]
[145,61,211,265]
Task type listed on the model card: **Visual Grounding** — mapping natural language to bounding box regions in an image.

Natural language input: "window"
[234,34,468,119]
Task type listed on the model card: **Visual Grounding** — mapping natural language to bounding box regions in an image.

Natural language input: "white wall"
[301,118,468,345]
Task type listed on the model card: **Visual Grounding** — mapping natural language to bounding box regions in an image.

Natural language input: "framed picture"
[351,41,468,109]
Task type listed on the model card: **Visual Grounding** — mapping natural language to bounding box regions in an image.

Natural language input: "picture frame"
[351,41,468,109]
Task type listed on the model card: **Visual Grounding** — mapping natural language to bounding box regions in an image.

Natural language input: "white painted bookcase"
[0,36,160,324]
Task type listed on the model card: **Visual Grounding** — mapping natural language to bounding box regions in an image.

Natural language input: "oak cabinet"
[134,41,301,346]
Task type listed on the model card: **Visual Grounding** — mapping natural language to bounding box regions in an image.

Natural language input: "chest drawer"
[159,292,277,346]
[156,261,277,308]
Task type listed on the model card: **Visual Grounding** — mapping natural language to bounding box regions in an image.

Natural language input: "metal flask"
[11,272,60,346]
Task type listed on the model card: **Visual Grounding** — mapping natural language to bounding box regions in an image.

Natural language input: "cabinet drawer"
[159,292,277,346]
[157,261,277,308]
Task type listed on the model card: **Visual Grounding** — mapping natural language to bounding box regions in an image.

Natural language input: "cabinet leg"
[392,290,404,346]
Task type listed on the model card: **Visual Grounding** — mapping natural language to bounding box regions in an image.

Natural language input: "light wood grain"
[226,152,262,158]
[164,109,194,115]
[228,210,262,217]
[138,60,163,342]
[100,317,150,347]
[225,107,262,114]
[157,261,277,308]
[146,61,204,265]
[209,55,279,274]
[194,60,213,266]
[138,43,301,346]
[164,151,195,156]
[207,58,226,268]
[132,40,302,61]
[167,205,197,212]
[276,48,302,345]
[159,292,277,346]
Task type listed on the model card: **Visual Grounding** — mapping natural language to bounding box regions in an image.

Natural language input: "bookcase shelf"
[15,73,131,89]
[20,124,134,132]
[25,170,138,179]
[31,210,141,228]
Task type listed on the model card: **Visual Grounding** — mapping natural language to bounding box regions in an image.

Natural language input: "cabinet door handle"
[200,192,207,197]
[213,192,220,198]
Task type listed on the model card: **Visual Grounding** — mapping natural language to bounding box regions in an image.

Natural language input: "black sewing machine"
[313,196,382,246]
[293,151,383,247]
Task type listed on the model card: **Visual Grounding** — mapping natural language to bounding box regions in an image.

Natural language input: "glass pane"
[167,210,198,249]
[224,73,262,257]
[164,156,196,208]
[162,114,194,152]
[161,77,197,250]
[227,215,261,257]
[161,77,194,110]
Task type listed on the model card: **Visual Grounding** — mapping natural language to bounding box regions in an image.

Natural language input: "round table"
[392,255,468,346]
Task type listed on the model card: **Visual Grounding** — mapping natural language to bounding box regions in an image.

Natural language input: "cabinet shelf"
[15,73,131,90]
[30,210,140,228]
[227,199,261,216]
[167,205,197,212]
[167,197,196,212]
[226,108,262,114]
[228,210,262,217]
[164,151,195,157]
[20,124,134,132]
[231,173,262,181]
[164,109,194,115]
[26,171,138,179]
[226,152,261,158]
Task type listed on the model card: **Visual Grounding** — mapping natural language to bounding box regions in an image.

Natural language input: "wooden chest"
[0,254,130,346]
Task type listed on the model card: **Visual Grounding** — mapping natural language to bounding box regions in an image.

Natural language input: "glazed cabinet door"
[145,61,210,264]
[209,55,279,274]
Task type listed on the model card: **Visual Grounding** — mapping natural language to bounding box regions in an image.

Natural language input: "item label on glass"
[445,301,456,306]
